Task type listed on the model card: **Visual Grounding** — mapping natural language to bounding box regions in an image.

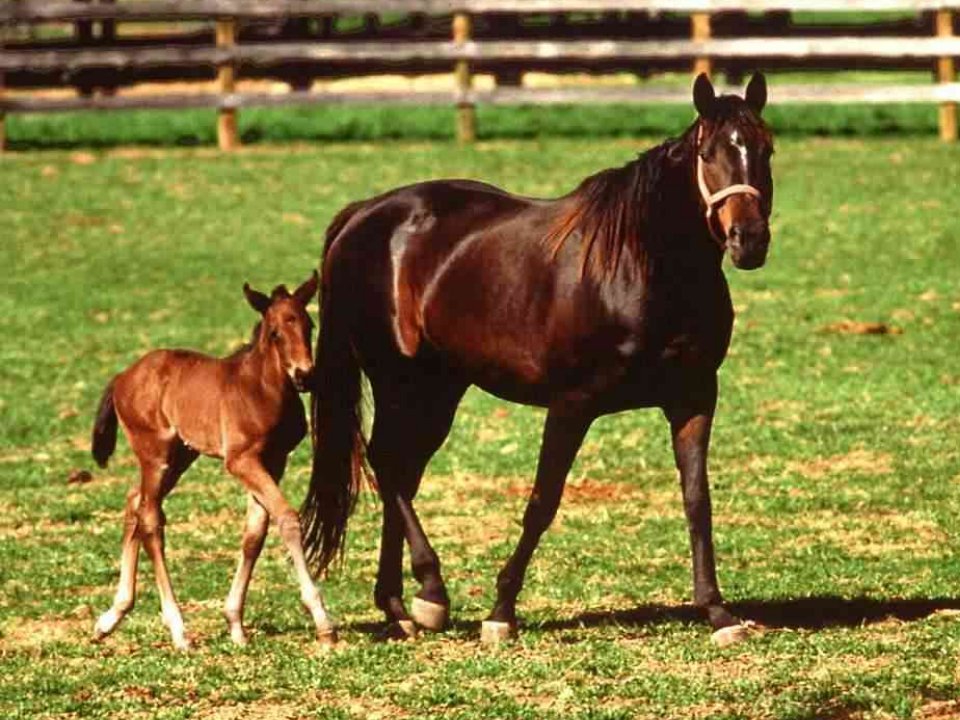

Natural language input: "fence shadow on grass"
[534,595,960,633]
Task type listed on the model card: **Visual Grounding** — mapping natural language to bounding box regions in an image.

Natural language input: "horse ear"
[745,72,767,114]
[693,73,717,119]
[293,270,319,306]
[243,283,271,315]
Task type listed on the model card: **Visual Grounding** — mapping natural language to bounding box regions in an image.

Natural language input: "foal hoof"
[710,622,753,648]
[411,597,449,632]
[480,620,516,646]
[381,619,419,642]
[316,624,339,646]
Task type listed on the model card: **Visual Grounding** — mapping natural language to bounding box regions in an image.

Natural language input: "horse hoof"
[382,619,419,642]
[480,620,516,646]
[411,597,449,632]
[711,623,752,648]
[316,625,339,646]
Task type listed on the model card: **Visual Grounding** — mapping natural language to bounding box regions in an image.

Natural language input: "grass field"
[7,102,941,151]
[2,132,960,719]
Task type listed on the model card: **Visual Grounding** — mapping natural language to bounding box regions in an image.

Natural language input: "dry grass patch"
[196,700,314,720]
[0,614,89,650]
[787,449,893,480]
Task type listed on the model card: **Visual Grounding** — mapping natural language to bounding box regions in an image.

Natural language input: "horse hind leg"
[368,381,464,638]
[93,486,142,642]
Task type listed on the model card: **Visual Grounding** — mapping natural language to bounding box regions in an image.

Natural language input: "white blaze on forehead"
[730,129,749,175]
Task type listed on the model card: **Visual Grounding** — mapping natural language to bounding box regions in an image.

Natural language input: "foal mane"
[544,130,694,280]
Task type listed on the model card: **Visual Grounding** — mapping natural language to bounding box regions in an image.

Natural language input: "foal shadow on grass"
[536,595,960,633]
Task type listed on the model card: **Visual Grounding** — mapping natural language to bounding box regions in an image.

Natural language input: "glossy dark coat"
[302,73,775,640]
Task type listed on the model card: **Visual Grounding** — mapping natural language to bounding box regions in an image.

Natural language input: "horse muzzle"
[727,221,770,270]
[291,367,314,392]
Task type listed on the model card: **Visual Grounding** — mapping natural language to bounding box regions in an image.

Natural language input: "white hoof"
[229,625,248,646]
[92,612,118,642]
[480,620,516,646]
[411,597,449,632]
[710,623,752,648]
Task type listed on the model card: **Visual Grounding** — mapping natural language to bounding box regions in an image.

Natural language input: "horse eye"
[698,148,709,161]
[270,329,281,341]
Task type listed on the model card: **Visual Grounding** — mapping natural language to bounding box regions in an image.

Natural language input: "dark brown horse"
[90,274,337,649]
[303,73,774,646]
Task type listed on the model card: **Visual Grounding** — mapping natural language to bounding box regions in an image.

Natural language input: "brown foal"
[89,273,335,649]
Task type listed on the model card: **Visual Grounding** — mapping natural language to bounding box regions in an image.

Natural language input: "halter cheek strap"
[696,124,762,249]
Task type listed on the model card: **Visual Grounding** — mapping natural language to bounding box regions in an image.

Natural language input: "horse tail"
[91,376,118,469]
[300,203,372,577]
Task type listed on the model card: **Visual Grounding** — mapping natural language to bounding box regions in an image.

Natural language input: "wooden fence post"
[453,12,475,144]
[0,36,5,153]
[691,12,712,78]
[936,9,957,142]
[216,17,239,151]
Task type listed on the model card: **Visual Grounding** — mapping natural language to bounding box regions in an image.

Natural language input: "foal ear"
[693,73,717,119]
[293,270,319,306]
[243,283,271,315]
[745,72,767,114]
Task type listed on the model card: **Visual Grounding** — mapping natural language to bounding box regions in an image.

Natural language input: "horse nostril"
[728,225,743,243]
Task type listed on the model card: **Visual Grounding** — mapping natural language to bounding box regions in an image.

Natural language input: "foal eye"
[270,329,281,341]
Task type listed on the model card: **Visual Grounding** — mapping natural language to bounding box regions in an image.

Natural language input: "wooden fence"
[1,0,959,150]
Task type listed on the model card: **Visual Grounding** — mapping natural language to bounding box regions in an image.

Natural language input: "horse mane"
[544,129,695,280]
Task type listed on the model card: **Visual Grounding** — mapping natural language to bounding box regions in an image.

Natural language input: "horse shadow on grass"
[534,595,960,633]
[332,595,960,640]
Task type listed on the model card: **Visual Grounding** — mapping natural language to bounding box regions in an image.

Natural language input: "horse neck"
[242,333,289,392]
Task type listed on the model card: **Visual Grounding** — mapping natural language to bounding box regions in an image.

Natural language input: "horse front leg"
[484,410,592,645]
[666,375,749,646]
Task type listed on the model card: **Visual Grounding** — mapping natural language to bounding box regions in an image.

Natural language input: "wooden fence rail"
[1,0,959,149]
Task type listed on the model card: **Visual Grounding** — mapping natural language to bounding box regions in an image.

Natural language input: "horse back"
[324,179,634,399]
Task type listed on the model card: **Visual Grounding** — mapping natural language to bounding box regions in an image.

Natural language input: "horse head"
[243,271,319,391]
[692,72,774,270]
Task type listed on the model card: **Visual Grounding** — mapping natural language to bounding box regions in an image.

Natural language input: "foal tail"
[91,377,118,468]
[300,203,372,577]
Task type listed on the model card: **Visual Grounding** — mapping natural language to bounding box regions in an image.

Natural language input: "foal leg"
[665,375,747,646]
[93,486,142,641]
[483,410,592,644]
[223,452,290,644]
[223,494,270,645]
[137,440,197,650]
[225,450,335,643]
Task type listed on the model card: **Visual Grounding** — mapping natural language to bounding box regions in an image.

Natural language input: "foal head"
[692,72,774,270]
[243,272,319,391]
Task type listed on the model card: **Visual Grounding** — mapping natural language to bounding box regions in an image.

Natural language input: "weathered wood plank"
[4,83,960,114]
[4,0,960,24]
[5,37,960,73]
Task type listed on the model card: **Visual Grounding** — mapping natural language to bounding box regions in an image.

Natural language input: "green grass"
[2,134,960,719]
[5,93,942,151]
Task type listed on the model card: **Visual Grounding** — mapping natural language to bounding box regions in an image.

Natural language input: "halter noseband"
[696,124,762,249]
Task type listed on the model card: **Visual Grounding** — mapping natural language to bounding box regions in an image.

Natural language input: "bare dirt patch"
[820,320,903,336]
[918,699,960,719]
